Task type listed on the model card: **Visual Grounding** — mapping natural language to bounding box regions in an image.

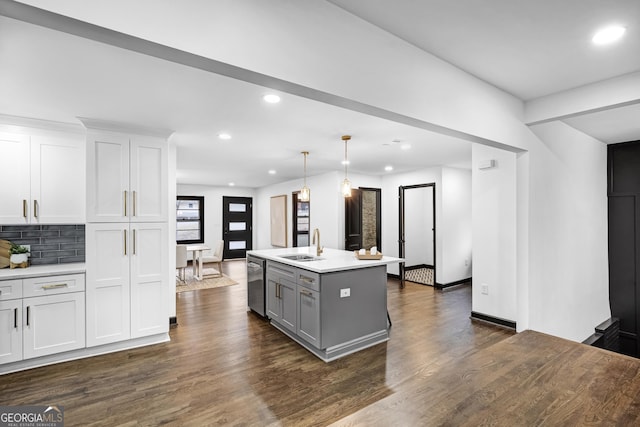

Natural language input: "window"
[176,196,204,244]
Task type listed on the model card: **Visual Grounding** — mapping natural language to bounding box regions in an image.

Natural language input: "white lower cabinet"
[0,274,85,364]
[0,300,22,364]
[22,292,85,359]
[86,222,168,347]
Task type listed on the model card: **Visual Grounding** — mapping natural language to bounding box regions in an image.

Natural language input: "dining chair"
[204,240,225,278]
[176,244,188,282]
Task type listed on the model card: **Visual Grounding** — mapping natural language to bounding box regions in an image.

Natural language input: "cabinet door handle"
[124,190,128,217]
[22,199,28,218]
[42,283,68,290]
[124,229,128,255]
[133,229,137,255]
[276,283,280,299]
[14,308,18,329]
[33,199,39,218]
[133,190,137,217]
[26,306,30,326]
[300,289,313,297]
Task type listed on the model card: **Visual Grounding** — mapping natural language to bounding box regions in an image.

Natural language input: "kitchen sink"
[279,254,324,262]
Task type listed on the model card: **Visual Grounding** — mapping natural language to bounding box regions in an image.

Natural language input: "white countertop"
[0,263,86,280]
[247,247,403,273]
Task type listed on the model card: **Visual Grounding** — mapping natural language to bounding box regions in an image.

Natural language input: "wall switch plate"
[340,288,350,298]
[481,284,489,295]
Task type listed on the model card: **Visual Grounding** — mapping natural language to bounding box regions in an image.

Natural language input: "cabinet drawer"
[297,270,320,292]
[0,279,23,301]
[267,261,296,280]
[22,274,85,297]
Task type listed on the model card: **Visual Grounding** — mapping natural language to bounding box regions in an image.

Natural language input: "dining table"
[185,243,210,280]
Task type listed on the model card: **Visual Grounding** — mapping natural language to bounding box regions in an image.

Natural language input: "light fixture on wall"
[341,135,352,197]
[300,151,310,202]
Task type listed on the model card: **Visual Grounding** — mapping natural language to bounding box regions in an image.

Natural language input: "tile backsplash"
[0,224,85,265]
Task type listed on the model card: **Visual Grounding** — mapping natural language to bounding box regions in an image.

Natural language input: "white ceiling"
[1,1,639,187]
[329,0,640,101]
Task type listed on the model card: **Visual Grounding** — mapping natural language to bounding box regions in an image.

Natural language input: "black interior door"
[608,141,640,357]
[344,188,362,251]
[222,196,253,259]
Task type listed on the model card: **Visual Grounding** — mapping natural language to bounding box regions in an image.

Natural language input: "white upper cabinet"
[30,134,86,223]
[0,132,30,224]
[0,130,84,224]
[86,130,167,223]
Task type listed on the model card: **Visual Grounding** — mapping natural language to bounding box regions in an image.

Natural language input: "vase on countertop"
[10,253,29,268]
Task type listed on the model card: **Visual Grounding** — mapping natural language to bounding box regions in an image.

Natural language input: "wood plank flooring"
[2,260,639,426]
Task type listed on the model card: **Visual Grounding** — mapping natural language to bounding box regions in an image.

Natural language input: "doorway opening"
[344,187,382,251]
[399,183,436,288]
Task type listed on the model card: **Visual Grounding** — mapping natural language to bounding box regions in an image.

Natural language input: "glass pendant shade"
[341,135,352,197]
[341,178,352,197]
[300,185,310,202]
[300,151,310,201]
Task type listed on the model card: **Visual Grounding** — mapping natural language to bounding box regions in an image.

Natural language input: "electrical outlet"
[481,284,489,295]
[340,288,350,298]
[464,259,469,267]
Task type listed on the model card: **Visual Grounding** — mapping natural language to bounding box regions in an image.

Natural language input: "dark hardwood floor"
[2,260,640,426]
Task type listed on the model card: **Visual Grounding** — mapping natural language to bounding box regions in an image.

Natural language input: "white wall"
[527,121,610,341]
[254,171,382,251]
[177,184,255,259]
[441,167,472,284]
[472,145,518,322]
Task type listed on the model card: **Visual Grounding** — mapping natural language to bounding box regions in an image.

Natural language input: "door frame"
[399,183,436,288]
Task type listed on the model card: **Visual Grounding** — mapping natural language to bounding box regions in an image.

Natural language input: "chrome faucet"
[312,228,323,256]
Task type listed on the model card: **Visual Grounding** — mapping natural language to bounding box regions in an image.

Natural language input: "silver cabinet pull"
[133,190,137,217]
[26,306,30,326]
[42,283,68,290]
[33,199,39,218]
[300,289,313,297]
[300,276,315,284]
[276,283,281,299]
[22,199,28,218]
[124,190,128,217]
[124,229,127,255]
[133,229,137,255]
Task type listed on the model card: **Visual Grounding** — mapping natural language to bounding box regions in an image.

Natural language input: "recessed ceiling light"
[263,94,281,104]
[218,133,232,140]
[268,169,277,175]
[341,160,350,165]
[385,165,393,172]
[400,143,412,150]
[592,25,626,45]
[228,182,235,186]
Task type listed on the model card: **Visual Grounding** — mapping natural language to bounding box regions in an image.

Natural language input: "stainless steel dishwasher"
[247,255,266,317]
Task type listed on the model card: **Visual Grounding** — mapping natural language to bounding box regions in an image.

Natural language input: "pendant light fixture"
[341,135,352,198]
[300,151,310,202]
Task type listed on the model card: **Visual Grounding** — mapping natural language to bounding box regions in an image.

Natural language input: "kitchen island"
[247,247,403,362]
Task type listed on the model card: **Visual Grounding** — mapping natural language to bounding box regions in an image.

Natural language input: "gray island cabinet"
[249,247,402,362]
